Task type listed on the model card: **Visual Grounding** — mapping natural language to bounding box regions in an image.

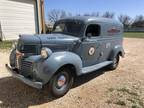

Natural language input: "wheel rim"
[113,56,118,67]
[56,74,67,88]
[50,69,74,97]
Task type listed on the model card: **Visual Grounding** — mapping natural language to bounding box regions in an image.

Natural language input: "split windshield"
[52,20,84,37]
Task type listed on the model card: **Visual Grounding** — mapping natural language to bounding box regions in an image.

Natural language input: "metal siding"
[0,0,37,40]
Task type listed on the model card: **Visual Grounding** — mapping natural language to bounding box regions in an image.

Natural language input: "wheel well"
[118,51,123,57]
[108,50,123,61]
[58,64,77,77]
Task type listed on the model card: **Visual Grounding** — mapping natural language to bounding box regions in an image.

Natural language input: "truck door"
[81,24,102,67]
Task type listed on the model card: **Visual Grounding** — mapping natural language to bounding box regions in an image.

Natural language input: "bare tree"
[48,9,60,23]
[48,9,70,23]
[118,15,131,28]
[82,12,100,17]
[132,15,144,27]
[68,12,72,17]
[60,10,67,18]
[76,14,81,16]
[135,15,144,22]
[91,12,100,17]
[102,11,115,18]
[83,13,91,16]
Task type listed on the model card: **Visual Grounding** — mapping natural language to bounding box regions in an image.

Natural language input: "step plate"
[82,61,112,74]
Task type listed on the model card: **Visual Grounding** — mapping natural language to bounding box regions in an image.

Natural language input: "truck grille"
[21,60,33,73]
[21,45,37,54]
[17,44,38,54]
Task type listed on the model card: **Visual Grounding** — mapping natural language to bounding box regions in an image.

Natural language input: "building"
[0,0,45,40]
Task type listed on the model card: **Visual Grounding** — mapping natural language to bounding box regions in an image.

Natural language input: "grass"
[117,87,138,96]
[114,100,126,106]
[108,88,114,92]
[106,87,144,108]
[124,32,144,38]
[0,40,14,50]
[131,105,140,108]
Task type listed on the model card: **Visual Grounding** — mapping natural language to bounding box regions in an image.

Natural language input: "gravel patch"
[0,38,144,108]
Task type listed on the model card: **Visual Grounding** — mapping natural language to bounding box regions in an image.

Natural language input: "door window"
[85,24,101,37]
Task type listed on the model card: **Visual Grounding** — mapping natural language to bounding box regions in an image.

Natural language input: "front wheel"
[49,68,74,98]
[108,54,120,70]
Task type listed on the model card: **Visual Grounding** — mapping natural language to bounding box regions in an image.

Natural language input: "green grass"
[117,87,138,96]
[0,41,13,50]
[124,32,144,38]
[114,100,126,106]
[106,87,144,108]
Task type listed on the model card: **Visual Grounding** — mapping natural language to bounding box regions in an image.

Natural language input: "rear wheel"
[108,54,120,70]
[49,68,74,98]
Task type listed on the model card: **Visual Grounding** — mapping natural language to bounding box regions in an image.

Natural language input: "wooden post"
[41,0,46,33]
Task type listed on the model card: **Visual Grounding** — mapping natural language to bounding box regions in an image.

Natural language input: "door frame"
[80,23,102,67]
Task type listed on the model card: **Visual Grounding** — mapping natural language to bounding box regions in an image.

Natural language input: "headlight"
[41,49,48,59]
[41,48,52,59]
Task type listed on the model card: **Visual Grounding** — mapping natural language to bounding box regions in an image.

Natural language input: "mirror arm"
[81,37,86,41]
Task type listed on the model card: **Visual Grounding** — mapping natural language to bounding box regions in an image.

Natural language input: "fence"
[125,27,144,32]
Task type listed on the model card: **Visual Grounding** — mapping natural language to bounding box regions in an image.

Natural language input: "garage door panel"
[0,0,37,40]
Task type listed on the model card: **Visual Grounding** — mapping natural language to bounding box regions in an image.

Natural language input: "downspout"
[36,0,40,34]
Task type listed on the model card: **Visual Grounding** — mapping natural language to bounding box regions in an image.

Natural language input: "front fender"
[34,51,82,84]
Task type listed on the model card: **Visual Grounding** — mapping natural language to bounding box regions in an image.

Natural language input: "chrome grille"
[17,44,37,54]
[21,60,33,73]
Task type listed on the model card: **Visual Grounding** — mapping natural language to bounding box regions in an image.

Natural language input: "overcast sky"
[44,0,144,21]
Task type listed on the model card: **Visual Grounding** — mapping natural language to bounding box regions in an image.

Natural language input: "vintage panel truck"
[6,16,124,97]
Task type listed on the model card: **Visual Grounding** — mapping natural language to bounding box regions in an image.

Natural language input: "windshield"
[52,20,84,37]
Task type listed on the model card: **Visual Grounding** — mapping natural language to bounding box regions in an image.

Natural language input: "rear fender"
[109,45,125,60]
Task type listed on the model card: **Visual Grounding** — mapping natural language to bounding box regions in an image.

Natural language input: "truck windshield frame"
[52,20,85,37]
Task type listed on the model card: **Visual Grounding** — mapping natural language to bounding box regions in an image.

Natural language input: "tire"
[108,54,120,70]
[49,68,74,98]
[10,49,16,67]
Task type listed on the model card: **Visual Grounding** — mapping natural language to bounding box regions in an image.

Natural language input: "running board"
[82,61,113,74]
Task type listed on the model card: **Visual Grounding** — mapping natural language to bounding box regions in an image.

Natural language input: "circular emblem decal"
[88,47,95,55]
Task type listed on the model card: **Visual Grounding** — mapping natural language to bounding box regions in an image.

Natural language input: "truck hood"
[18,34,81,52]
[19,33,80,44]
[37,33,80,44]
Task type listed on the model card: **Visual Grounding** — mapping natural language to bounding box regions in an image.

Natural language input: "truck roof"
[60,16,123,26]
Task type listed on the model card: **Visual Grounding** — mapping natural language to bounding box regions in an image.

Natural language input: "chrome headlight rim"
[41,48,52,59]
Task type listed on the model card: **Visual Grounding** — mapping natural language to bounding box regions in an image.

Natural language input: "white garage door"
[0,0,37,40]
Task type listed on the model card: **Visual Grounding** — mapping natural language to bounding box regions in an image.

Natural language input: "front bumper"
[5,64,43,89]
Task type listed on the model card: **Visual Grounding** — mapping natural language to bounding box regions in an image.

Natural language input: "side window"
[85,24,101,37]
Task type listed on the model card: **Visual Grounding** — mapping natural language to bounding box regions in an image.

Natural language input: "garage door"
[0,0,37,40]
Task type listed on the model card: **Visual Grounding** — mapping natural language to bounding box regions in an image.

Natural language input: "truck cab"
[6,16,124,97]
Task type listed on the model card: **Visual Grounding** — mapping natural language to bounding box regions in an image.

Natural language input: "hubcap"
[57,75,66,88]
[114,58,117,64]
[113,57,118,67]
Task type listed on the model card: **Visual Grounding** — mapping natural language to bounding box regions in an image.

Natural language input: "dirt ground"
[0,38,144,108]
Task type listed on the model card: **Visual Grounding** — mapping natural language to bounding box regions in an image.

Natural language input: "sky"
[44,0,144,21]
